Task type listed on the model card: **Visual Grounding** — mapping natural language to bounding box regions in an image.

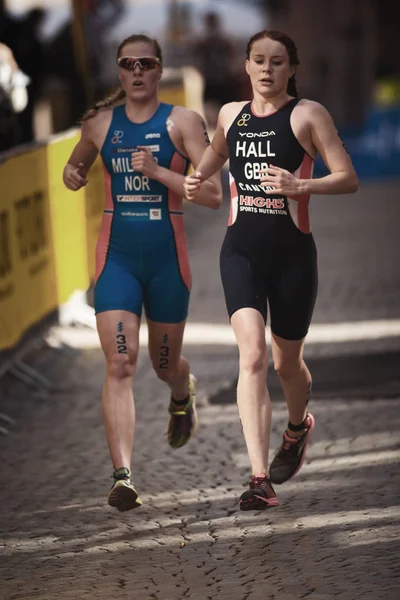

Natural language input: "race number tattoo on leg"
[159,333,169,369]
[116,321,128,354]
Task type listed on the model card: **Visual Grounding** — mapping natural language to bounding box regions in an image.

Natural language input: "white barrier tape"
[49,318,400,349]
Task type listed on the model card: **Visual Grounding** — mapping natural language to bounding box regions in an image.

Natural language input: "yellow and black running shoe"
[108,467,142,512]
[167,374,197,449]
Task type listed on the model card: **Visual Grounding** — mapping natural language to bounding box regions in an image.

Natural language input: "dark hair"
[81,34,162,121]
[246,30,299,98]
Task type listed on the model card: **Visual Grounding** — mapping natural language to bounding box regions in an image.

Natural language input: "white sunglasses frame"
[117,56,161,70]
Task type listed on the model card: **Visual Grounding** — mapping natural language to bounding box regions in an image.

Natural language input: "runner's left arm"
[259,102,359,196]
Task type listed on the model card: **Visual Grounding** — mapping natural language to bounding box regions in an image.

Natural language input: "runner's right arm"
[63,120,99,191]
[183,103,237,201]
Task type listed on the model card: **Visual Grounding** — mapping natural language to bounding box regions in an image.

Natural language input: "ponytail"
[287,74,298,98]
[80,87,126,122]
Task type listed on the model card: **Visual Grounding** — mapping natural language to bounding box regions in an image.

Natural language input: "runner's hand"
[131,146,159,178]
[63,162,88,191]
[260,165,304,196]
[183,171,202,201]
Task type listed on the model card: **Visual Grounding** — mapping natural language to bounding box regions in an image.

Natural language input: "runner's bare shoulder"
[169,105,203,126]
[82,107,113,148]
[167,106,207,149]
[292,98,331,122]
[219,101,250,133]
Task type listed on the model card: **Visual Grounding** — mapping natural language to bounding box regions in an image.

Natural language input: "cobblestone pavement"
[0,181,399,600]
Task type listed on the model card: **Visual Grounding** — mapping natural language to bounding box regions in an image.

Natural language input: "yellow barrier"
[0,135,105,351]
[48,134,90,303]
[84,156,105,281]
[0,146,58,350]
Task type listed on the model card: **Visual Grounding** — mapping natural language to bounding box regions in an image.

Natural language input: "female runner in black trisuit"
[184,30,358,510]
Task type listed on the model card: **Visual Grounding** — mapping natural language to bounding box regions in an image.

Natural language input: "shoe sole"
[270,412,316,485]
[240,493,279,511]
[168,404,198,448]
[108,484,142,512]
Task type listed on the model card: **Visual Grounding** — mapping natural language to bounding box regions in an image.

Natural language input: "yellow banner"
[0,134,105,351]
[0,147,58,349]
[47,134,90,304]
[84,157,105,281]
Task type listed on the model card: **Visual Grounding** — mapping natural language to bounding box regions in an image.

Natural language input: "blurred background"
[0,0,399,160]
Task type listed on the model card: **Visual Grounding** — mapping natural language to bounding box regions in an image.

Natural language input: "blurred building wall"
[268,0,382,126]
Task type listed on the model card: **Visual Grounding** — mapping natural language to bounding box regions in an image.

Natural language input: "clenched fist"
[131,146,159,179]
[260,165,304,196]
[63,162,88,191]
[183,171,202,201]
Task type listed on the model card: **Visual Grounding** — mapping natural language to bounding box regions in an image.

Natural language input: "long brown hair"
[246,30,300,98]
[81,34,163,121]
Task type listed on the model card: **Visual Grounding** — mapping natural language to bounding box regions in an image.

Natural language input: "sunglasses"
[117,56,161,71]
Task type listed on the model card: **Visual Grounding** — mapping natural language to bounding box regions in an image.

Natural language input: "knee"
[274,358,302,381]
[239,345,268,376]
[106,353,137,382]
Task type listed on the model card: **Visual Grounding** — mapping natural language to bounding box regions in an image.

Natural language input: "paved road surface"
[1,180,399,599]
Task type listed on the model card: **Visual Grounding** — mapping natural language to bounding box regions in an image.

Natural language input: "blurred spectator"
[44,0,123,131]
[192,12,242,128]
[0,42,29,152]
[45,21,87,129]
[13,9,45,143]
[82,0,124,97]
[0,8,45,144]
